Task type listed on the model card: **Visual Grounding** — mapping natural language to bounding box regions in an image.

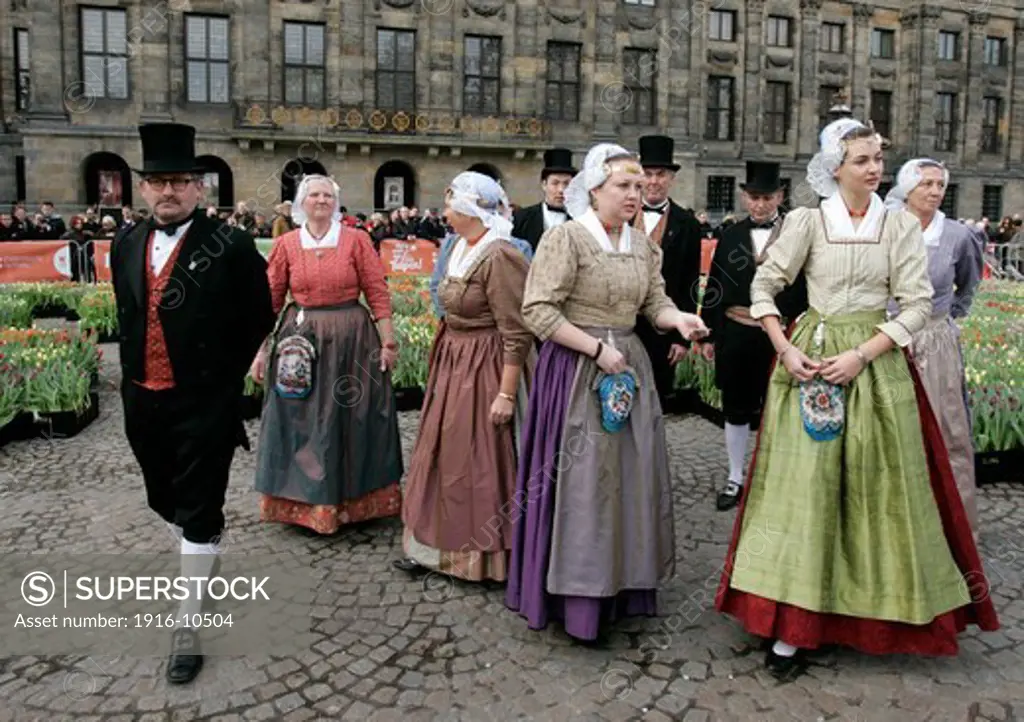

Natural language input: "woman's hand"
[677,313,710,342]
[779,345,820,382]
[490,394,515,425]
[596,344,627,374]
[379,344,398,373]
[820,350,866,386]
[249,352,266,384]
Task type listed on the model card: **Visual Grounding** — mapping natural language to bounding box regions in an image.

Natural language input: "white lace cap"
[563,143,638,219]
[883,158,950,211]
[291,174,342,226]
[444,171,513,237]
[806,118,873,198]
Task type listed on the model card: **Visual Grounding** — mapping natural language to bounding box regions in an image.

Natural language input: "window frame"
[766,16,792,48]
[870,28,895,59]
[375,27,417,110]
[984,36,1006,67]
[706,176,735,214]
[79,6,130,100]
[820,23,844,53]
[463,34,502,117]
[940,183,958,217]
[546,41,582,122]
[869,89,892,140]
[982,185,1002,220]
[621,47,656,126]
[981,96,1003,154]
[934,92,957,152]
[937,30,960,61]
[764,81,790,144]
[282,20,326,108]
[705,75,734,141]
[14,28,30,112]
[184,14,230,105]
[709,10,736,42]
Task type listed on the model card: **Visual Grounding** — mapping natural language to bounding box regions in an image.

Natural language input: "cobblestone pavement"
[0,344,1022,722]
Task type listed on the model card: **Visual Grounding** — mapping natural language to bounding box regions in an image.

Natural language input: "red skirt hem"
[714,346,999,655]
[259,482,402,535]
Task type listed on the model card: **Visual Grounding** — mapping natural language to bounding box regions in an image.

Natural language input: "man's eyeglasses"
[144,177,198,192]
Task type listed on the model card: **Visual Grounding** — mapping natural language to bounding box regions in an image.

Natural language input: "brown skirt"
[401,322,525,581]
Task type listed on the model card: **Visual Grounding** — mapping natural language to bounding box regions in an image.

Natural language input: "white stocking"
[725,423,750,484]
[178,538,220,628]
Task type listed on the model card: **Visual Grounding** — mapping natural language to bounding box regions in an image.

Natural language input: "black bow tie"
[643,204,667,214]
[546,205,567,215]
[148,215,192,235]
[751,219,777,230]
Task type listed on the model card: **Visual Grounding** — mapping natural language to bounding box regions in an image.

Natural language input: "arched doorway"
[281,158,328,202]
[196,155,235,210]
[83,152,132,212]
[467,162,502,182]
[374,160,416,211]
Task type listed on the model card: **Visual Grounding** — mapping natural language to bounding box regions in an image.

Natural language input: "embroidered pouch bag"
[798,376,845,441]
[594,368,639,433]
[274,335,317,399]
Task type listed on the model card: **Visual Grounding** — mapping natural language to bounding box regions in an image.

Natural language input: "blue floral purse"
[595,368,639,433]
[797,319,845,442]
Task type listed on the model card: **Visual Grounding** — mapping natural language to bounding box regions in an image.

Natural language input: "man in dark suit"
[703,162,807,511]
[631,135,705,409]
[111,123,275,684]
[511,147,577,251]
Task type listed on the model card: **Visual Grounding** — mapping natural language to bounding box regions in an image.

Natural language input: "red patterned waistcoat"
[139,231,186,391]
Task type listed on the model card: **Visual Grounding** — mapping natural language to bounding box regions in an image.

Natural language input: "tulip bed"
[677,280,1024,467]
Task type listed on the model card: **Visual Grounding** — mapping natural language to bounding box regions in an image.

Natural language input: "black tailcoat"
[512,203,572,252]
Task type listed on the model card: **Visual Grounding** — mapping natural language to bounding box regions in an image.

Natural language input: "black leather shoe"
[765,649,806,681]
[716,481,742,511]
[167,629,203,685]
[392,558,427,575]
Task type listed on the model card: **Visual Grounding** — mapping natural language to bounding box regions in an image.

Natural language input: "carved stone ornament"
[936,65,961,80]
[625,6,659,31]
[465,0,504,19]
[899,10,919,28]
[968,11,990,26]
[920,5,943,20]
[9,0,28,9]
[799,0,823,10]
[707,49,738,65]
[818,59,848,75]
[380,0,416,7]
[548,5,585,27]
[853,3,873,20]
[871,66,895,79]
[764,54,793,69]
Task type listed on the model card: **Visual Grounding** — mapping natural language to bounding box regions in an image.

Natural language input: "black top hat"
[638,136,680,171]
[541,148,577,178]
[132,123,206,175]
[740,161,782,194]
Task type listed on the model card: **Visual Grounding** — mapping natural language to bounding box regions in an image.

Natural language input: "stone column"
[664,0,693,149]
[797,0,823,158]
[1011,19,1024,166]
[428,3,455,111]
[591,0,619,141]
[742,0,766,153]
[850,3,873,118]
[28,0,68,120]
[963,12,990,165]
[137,0,172,121]
[897,9,920,154]
[338,1,364,106]
[914,5,943,154]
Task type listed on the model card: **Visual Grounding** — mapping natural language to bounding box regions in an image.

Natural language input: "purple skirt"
[505,340,656,641]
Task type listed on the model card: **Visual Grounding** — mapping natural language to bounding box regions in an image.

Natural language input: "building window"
[283,22,325,107]
[80,7,129,99]
[940,183,958,217]
[934,92,957,152]
[982,185,1002,220]
[871,29,895,59]
[938,31,959,61]
[185,15,229,104]
[622,48,656,125]
[819,85,841,128]
[709,11,736,42]
[14,28,30,112]
[820,23,844,53]
[707,176,735,213]
[706,76,734,140]
[464,35,501,116]
[623,0,655,5]
[869,90,892,140]
[984,37,1006,66]
[546,42,581,121]
[376,29,416,110]
[764,82,790,143]
[766,16,791,48]
[981,97,1003,154]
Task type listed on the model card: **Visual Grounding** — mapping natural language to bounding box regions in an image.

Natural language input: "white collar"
[578,209,632,254]
[821,193,886,240]
[445,228,500,279]
[300,221,341,249]
[921,210,946,247]
[644,198,670,210]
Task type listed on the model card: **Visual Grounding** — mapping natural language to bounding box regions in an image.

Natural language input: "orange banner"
[0,241,72,283]
[700,237,718,276]
[378,238,438,276]
[93,241,113,282]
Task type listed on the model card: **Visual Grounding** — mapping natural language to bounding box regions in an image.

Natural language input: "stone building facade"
[1,0,1024,220]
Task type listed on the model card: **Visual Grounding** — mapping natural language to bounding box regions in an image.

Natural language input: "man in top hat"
[110,123,276,683]
[512,147,577,252]
[632,135,705,408]
[704,161,807,511]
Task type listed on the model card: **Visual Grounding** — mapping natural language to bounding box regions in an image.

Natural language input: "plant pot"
[32,392,100,440]
[975,448,1024,486]
[240,393,264,421]
[394,387,425,412]
[0,413,35,448]
[31,302,71,319]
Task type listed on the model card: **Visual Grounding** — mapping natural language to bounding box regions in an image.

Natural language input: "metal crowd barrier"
[986,242,1024,280]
